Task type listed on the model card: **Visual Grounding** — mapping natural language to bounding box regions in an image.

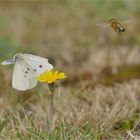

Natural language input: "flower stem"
[47,83,56,134]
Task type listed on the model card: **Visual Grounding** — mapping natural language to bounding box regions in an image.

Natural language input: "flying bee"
[97,19,131,35]
[109,19,125,34]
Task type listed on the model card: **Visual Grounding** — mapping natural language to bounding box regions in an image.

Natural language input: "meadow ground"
[0,1,140,139]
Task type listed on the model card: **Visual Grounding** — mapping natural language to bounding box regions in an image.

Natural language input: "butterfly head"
[13,53,23,61]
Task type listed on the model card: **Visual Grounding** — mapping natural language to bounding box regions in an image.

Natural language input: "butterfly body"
[1,53,53,91]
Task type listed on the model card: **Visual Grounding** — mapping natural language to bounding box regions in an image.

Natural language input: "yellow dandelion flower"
[37,70,66,84]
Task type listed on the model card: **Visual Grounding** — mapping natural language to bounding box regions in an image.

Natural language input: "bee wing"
[121,19,132,25]
[96,23,110,28]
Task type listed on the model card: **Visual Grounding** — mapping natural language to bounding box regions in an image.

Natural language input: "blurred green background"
[0,0,139,59]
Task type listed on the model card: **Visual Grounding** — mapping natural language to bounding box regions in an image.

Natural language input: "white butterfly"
[1,53,53,91]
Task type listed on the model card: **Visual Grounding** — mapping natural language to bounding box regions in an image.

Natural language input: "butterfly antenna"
[20,41,33,53]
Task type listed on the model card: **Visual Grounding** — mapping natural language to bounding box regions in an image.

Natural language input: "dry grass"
[0,1,140,139]
[0,79,140,139]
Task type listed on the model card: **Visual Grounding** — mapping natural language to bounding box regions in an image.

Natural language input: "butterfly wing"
[12,60,37,91]
[22,54,53,76]
[1,59,15,65]
[2,53,53,91]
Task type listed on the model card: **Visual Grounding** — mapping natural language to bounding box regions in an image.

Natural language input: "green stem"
[47,83,56,134]
[22,106,40,137]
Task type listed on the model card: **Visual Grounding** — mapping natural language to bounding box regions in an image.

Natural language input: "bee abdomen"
[121,28,125,32]
[117,26,125,33]
[120,28,125,32]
